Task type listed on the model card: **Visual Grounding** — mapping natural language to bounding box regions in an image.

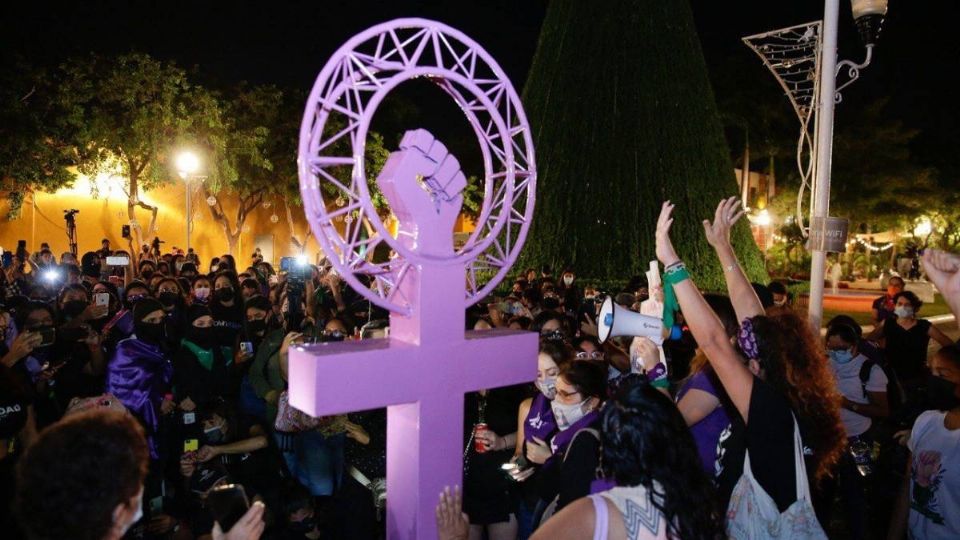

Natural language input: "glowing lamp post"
[175,151,201,253]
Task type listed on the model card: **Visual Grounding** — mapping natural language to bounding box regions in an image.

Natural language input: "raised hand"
[655,201,680,266]
[630,337,660,373]
[703,196,745,249]
[922,249,960,316]
[436,485,469,540]
[376,129,467,257]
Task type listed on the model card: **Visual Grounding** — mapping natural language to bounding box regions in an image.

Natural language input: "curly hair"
[601,375,721,539]
[15,410,149,540]
[748,311,845,481]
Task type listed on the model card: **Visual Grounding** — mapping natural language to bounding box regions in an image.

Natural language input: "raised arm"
[922,248,960,321]
[703,197,764,322]
[656,201,755,422]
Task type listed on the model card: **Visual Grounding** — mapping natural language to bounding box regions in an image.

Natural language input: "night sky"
[2,0,956,178]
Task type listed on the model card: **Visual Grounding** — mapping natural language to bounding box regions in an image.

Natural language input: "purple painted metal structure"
[293,19,538,539]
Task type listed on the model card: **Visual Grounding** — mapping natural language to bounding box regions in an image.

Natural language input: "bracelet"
[663,267,690,285]
[665,260,686,273]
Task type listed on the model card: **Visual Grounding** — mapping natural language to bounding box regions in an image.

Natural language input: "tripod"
[64,210,79,258]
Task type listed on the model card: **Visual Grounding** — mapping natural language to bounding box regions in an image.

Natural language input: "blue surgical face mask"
[829,349,854,365]
[894,305,914,319]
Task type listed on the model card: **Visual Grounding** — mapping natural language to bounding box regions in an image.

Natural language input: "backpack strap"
[858,359,875,399]
[563,427,601,463]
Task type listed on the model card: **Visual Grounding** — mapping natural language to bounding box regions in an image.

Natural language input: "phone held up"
[206,484,250,532]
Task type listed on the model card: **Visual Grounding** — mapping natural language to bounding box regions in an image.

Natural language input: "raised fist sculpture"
[376,129,467,258]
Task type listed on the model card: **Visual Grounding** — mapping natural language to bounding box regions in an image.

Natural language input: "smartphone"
[1,251,12,268]
[279,256,295,273]
[95,292,110,307]
[122,225,131,239]
[106,255,130,266]
[37,327,56,347]
[148,496,164,517]
[206,484,250,532]
[183,438,199,452]
[240,342,254,356]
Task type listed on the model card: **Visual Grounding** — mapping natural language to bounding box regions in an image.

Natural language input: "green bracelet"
[650,378,670,389]
[663,267,690,284]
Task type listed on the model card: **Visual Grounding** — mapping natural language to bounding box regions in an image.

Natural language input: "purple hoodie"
[106,336,172,458]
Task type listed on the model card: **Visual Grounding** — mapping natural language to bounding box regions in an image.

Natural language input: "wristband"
[650,378,671,389]
[662,265,690,329]
[645,362,667,383]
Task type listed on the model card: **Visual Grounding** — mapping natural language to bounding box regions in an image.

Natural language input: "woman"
[823,322,889,540]
[531,360,607,525]
[556,269,581,314]
[102,280,151,353]
[0,306,39,533]
[210,271,245,349]
[888,344,960,538]
[155,276,187,346]
[190,274,213,305]
[531,311,571,344]
[462,381,525,540]
[870,290,953,406]
[533,376,721,540]
[49,285,106,413]
[107,298,174,459]
[173,305,236,411]
[508,340,570,539]
[674,294,738,474]
[655,198,844,518]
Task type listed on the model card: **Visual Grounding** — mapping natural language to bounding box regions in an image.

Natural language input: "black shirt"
[883,318,932,382]
[0,390,30,439]
[715,377,811,513]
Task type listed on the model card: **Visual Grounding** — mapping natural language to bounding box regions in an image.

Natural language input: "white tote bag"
[725,416,827,539]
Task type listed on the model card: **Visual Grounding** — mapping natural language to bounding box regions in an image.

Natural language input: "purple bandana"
[737,318,760,361]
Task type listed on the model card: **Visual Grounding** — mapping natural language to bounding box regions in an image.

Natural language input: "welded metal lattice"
[298,19,537,315]
[743,21,822,235]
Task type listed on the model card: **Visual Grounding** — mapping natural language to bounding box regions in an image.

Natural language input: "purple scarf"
[524,393,558,444]
[107,337,172,458]
[549,409,600,456]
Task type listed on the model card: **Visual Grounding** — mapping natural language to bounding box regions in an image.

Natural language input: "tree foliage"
[56,53,227,248]
[519,0,766,289]
[0,57,77,218]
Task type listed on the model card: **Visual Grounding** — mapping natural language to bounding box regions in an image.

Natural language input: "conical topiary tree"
[520,0,767,290]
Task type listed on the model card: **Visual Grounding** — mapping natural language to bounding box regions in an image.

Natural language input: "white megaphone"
[597,296,664,344]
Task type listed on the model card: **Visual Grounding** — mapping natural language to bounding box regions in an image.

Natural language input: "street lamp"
[806,0,888,330]
[176,151,202,253]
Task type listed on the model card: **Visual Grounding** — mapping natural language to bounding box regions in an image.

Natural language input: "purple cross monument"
[291,19,538,539]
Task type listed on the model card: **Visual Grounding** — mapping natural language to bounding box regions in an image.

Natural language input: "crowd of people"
[2,197,960,540]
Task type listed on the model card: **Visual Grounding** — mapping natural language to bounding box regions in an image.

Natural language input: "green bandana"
[662,266,690,330]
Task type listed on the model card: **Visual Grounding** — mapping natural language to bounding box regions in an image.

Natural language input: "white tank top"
[588,484,668,540]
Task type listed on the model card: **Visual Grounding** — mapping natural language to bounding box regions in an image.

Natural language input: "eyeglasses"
[575,351,605,361]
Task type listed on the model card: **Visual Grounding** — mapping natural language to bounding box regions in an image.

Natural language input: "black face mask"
[158,291,180,307]
[247,318,267,336]
[141,270,154,280]
[541,297,560,310]
[216,288,234,302]
[135,320,165,345]
[58,325,88,342]
[125,294,147,310]
[926,375,960,411]
[188,326,216,349]
[288,517,317,534]
[61,300,88,319]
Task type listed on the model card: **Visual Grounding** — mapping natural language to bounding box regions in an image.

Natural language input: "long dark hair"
[747,311,845,481]
[601,376,721,539]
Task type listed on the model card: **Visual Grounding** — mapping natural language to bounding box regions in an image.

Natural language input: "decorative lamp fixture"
[851,0,888,46]
[206,195,217,206]
[175,151,200,179]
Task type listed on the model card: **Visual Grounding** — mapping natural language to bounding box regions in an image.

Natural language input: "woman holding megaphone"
[653,198,844,536]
